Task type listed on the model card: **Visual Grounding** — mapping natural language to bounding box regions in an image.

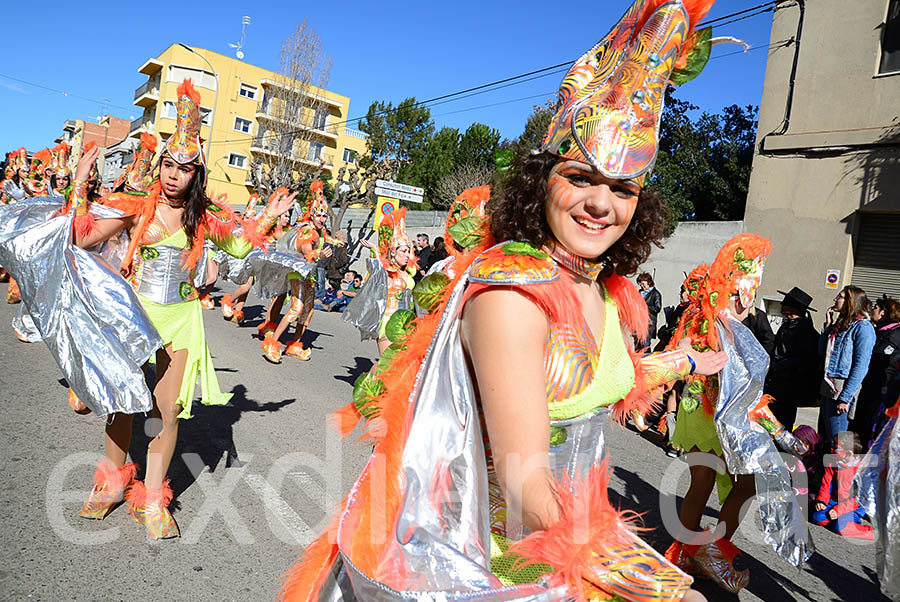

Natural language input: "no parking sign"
[825,269,840,289]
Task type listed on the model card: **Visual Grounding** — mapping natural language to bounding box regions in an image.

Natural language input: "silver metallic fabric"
[215,248,254,285]
[0,198,162,417]
[343,258,387,341]
[855,412,900,601]
[332,268,611,602]
[715,313,813,567]
[135,243,206,305]
[247,247,315,300]
[12,305,41,342]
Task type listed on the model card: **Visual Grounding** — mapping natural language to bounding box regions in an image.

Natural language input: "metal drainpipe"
[759,0,805,155]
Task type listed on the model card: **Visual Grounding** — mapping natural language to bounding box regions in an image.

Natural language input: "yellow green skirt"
[670,404,733,502]
[139,294,231,419]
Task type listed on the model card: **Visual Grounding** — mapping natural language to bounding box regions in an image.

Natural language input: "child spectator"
[812,431,873,540]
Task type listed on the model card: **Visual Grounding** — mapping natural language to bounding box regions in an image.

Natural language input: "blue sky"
[2,0,775,152]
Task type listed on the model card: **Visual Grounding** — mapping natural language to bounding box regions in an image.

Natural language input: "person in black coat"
[637,272,661,348]
[764,287,820,430]
[852,296,900,448]
[742,305,775,356]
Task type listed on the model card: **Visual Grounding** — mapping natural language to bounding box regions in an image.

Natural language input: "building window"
[228,153,247,169]
[342,148,358,164]
[163,101,211,125]
[881,0,900,74]
[166,65,217,90]
[312,108,328,130]
[234,117,252,133]
[307,142,324,161]
[239,83,257,99]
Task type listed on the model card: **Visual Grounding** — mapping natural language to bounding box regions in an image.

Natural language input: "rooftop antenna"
[228,16,251,60]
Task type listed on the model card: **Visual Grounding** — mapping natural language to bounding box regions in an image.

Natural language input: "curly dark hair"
[487,151,668,278]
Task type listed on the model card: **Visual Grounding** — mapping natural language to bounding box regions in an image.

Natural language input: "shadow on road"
[128,384,297,501]
[334,356,375,386]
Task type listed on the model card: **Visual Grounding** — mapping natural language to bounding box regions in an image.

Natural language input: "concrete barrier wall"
[636,221,744,312]
[334,211,743,307]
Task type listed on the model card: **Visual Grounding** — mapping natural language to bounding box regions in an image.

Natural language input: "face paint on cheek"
[547,175,578,212]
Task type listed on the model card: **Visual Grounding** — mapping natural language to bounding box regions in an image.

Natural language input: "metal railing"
[133,77,160,101]
[130,113,154,133]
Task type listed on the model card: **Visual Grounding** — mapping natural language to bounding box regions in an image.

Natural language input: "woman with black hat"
[765,287,820,430]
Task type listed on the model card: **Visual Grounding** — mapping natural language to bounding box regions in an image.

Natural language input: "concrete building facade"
[129,44,368,205]
[744,0,900,320]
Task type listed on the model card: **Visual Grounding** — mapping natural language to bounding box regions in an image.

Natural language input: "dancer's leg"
[287,280,315,343]
[233,278,252,310]
[718,473,755,540]
[105,413,134,467]
[678,448,718,537]
[144,345,188,491]
[272,280,302,341]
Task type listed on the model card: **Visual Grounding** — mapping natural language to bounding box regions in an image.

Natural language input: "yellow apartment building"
[128,43,368,205]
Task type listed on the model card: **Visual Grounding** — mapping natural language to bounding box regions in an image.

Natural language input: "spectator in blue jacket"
[818,285,876,447]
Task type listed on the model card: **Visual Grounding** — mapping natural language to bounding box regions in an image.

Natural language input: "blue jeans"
[819,394,850,446]
[812,499,865,532]
[315,267,327,299]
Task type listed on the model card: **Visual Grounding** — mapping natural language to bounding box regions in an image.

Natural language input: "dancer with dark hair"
[282,2,739,601]
[0,79,294,540]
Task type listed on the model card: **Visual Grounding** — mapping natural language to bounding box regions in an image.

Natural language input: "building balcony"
[249,138,334,172]
[129,113,155,138]
[258,79,342,109]
[138,58,164,76]
[133,78,160,107]
[254,107,339,141]
[344,127,368,141]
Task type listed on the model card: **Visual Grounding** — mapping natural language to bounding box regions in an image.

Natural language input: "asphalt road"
[0,282,889,602]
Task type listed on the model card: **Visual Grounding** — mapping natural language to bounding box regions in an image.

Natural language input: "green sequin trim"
[501,241,549,259]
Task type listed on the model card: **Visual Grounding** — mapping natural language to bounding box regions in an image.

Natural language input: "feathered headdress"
[377,206,413,271]
[50,143,72,178]
[669,234,771,416]
[540,0,716,184]
[444,185,490,252]
[164,79,204,165]
[113,132,158,194]
[302,180,329,221]
[8,147,27,174]
[25,148,52,196]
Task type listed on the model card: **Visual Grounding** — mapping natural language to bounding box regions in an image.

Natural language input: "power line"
[3,2,776,147]
[0,72,134,114]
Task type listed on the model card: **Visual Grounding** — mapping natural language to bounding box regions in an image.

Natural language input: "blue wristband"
[687,354,696,375]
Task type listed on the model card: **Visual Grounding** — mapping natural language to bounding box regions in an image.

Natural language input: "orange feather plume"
[177,78,202,106]
[278,500,345,602]
[507,460,641,602]
[139,131,158,152]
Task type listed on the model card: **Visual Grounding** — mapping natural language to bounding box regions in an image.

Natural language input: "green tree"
[517,103,554,151]
[399,126,459,208]
[359,97,434,176]
[647,87,758,232]
[456,123,501,170]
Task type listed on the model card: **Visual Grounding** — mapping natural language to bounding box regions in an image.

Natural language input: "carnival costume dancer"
[342,207,416,354]
[1,147,29,203]
[664,233,813,593]
[0,80,293,539]
[280,3,748,601]
[855,395,900,601]
[260,180,341,363]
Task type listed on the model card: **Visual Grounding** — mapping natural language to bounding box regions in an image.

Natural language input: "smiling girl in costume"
[280,2,746,602]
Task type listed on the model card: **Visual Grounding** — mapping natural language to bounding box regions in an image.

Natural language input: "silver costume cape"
[245,223,316,299]
[0,198,162,417]
[854,406,900,601]
[215,248,254,285]
[342,258,412,341]
[715,313,814,567]
[322,260,630,602]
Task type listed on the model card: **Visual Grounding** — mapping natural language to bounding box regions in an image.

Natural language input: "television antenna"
[228,16,251,60]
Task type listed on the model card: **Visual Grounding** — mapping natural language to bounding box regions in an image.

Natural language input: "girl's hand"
[679,338,728,376]
[836,401,850,415]
[358,238,375,250]
[74,145,100,182]
[267,190,298,217]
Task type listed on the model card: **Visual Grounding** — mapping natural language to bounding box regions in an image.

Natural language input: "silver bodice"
[134,243,207,305]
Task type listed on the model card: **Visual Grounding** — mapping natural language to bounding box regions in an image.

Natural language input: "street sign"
[825,269,841,289]
[375,179,424,196]
[374,187,423,203]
